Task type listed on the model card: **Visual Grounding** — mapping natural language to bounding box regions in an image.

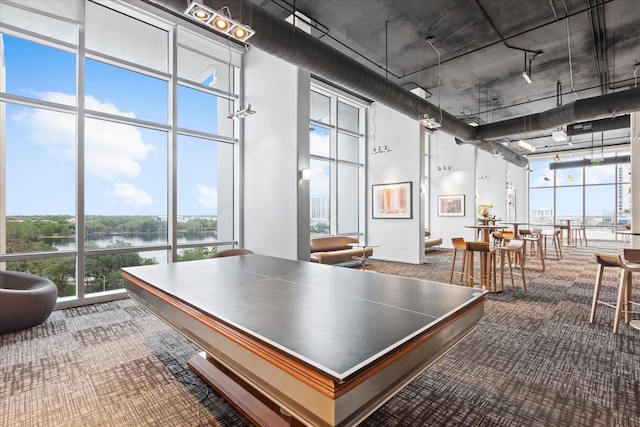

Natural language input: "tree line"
[4,215,220,297]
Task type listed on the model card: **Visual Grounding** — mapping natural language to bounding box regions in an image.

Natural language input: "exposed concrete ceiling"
[150,0,640,158]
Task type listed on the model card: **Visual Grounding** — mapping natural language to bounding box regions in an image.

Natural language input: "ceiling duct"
[567,115,630,135]
[150,0,530,164]
[455,139,528,167]
[473,88,640,140]
[150,0,640,167]
[548,155,630,170]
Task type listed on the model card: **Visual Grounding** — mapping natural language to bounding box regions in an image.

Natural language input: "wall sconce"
[228,104,256,120]
[184,1,255,42]
[371,145,391,154]
[300,169,311,181]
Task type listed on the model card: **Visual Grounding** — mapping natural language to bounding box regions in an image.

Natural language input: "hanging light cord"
[226,38,234,118]
[426,38,442,125]
[372,103,377,151]
[562,0,580,100]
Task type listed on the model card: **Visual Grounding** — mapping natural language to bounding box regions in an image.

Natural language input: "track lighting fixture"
[185,1,255,42]
[419,38,443,130]
[521,51,541,84]
[419,114,442,130]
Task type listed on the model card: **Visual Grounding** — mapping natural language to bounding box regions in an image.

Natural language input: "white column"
[0,36,5,270]
[631,111,640,248]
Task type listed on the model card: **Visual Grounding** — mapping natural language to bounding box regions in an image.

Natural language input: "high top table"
[122,255,486,427]
[500,222,528,238]
[465,224,507,243]
[554,220,572,246]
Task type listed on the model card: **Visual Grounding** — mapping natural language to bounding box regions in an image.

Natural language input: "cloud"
[310,163,330,195]
[12,91,153,181]
[107,182,152,206]
[584,165,615,184]
[196,184,217,210]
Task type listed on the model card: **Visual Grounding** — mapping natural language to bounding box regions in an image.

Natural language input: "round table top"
[617,230,640,236]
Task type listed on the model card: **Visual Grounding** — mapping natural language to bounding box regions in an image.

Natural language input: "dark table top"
[123,255,485,381]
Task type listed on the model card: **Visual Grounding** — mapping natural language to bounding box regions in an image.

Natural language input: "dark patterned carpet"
[1,241,638,426]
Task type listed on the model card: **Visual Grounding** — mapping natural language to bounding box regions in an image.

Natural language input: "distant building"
[311,196,329,222]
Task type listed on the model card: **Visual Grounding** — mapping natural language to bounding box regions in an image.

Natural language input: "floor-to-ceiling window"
[309,83,366,236]
[0,0,241,306]
[528,147,631,241]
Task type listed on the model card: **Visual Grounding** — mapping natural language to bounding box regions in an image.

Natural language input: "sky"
[4,32,629,220]
[3,33,221,217]
[529,158,631,217]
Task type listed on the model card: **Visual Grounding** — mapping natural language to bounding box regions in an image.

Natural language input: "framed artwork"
[372,182,412,219]
[438,194,465,217]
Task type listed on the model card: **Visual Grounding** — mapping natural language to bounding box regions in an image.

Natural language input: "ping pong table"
[122,254,486,427]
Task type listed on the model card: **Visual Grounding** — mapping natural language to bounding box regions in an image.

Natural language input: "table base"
[189,352,298,427]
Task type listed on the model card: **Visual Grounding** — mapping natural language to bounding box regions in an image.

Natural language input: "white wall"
[367,102,425,264]
[243,47,310,259]
[240,48,530,262]
[429,133,476,247]
[507,161,529,223]
[429,133,529,248]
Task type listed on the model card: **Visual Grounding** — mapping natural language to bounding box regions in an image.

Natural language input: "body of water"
[46,233,216,263]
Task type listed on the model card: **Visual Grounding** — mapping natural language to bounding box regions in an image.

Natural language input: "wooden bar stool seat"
[463,241,497,292]
[495,239,527,292]
[449,237,467,284]
[590,250,640,333]
[501,230,514,242]
[491,231,505,247]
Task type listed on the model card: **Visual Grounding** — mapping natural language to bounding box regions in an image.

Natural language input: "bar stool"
[449,237,467,284]
[616,249,640,332]
[572,226,588,247]
[590,250,640,333]
[541,229,563,260]
[495,239,526,292]
[501,230,514,242]
[464,241,497,292]
[491,231,505,247]
[519,229,545,270]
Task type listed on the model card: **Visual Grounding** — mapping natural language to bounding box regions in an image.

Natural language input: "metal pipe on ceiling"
[473,87,640,140]
[152,0,640,168]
